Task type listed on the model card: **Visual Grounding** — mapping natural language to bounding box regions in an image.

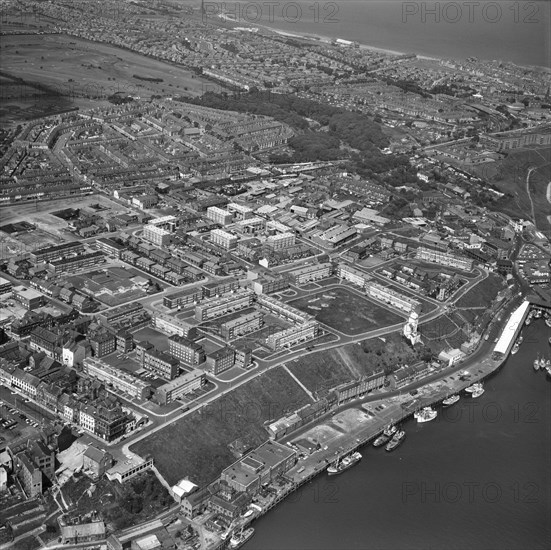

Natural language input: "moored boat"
[465,383,482,393]
[414,407,437,423]
[471,385,485,398]
[545,317,551,328]
[442,394,460,407]
[385,430,406,452]
[534,354,542,371]
[327,451,362,475]
[373,425,397,447]
[229,528,255,549]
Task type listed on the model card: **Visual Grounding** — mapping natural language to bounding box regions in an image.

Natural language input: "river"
[246,319,551,549]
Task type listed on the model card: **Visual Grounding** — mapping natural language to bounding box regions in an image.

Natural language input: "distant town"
[0,1,550,549]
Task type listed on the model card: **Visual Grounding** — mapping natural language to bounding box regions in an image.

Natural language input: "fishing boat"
[327,452,362,475]
[385,430,406,452]
[414,407,437,423]
[373,425,397,447]
[471,385,485,398]
[229,528,255,549]
[442,394,460,407]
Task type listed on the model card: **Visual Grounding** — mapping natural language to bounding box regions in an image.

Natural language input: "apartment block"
[202,278,240,298]
[153,369,205,405]
[168,334,206,367]
[416,247,473,271]
[143,225,172,247]
[266,232,295,251]
[163,287,204,309]
[195,289,254,322]
[83,357,151,400]
[142,346,180,380]
[206,206,233,225]
[0,276,12,295]
[365,281,421,314]
[256,294,313,324]
[47,251,105,275]
[96,238,125,259]
[154,313,198,339]
[30,241,84,264]
[90,331,116,358]
[205,347,235,375]
[289,262,333,285]
[221,311,263,340]
[336,263,371,287]
[266,320,319,350]
[210,228,238,250]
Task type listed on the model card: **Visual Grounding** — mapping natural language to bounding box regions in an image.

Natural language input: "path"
[282,364,316,401]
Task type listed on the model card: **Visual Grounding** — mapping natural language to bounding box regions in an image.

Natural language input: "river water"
[246,319,551,549]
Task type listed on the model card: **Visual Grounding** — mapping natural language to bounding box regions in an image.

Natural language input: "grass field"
[287,332,430,394]
[131,367,312,487]
[1,34,211,125]
[290,287,404,335]
[456,273,504,308]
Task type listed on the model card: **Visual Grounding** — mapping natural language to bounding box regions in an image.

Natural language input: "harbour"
[239,318,551,549]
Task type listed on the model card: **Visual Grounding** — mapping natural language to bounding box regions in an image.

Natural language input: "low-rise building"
[289,262,333,285]
[220,311,263,340]
[195,289,254,322]
[266,320,319,350]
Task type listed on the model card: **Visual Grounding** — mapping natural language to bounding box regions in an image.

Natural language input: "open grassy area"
[1,34,210,125]
[287,332,432,394]
[456,273,505,308]
[290,287,404,335]
[131,367,312,487]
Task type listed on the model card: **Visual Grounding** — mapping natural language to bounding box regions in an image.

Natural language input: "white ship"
[414,407,437,423]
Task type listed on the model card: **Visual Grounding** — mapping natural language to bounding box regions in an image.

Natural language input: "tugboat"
[327,451,362,475]
[471,384,485,399]
[442,394,460,407]
[385,430,406,452]
[229,528,255,549]
[414,407,437,423]
[373,425,397,447]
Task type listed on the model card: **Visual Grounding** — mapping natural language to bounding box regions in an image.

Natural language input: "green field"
[131,367,312,487]
[290,287,404,336]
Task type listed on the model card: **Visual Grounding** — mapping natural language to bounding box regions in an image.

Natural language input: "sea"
[206,0,551,68]
[244,319,551,549]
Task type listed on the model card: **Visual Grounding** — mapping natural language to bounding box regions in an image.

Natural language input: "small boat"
[240,508,254,519]
[546,366,551,379]
[465,383,482,393]
[525,313,532,326]
[545,317,551,328]
[442,395,460,407]
[533,309,542,319]
[511,336,522,354]
[548,336,551,345]
[386,430,406,452]
[534,354,542,371]
[229,528,255,549]
[414,407,437,423]
[327,452,362,475]
[471,386,485,398]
